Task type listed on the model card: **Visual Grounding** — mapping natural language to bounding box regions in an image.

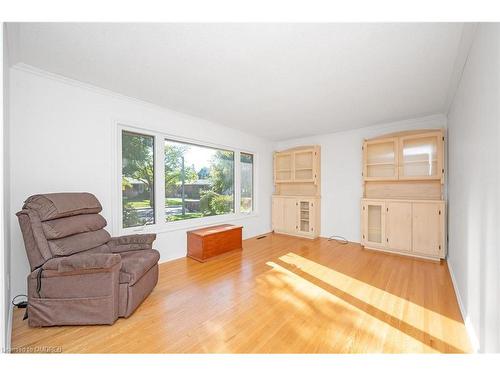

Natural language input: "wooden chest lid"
[187,224,243,237]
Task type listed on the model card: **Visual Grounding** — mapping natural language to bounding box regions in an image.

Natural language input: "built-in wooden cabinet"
[361,129,446,260]
[272,196,320,239]
[361,199,445,259]
[272,145,321,239]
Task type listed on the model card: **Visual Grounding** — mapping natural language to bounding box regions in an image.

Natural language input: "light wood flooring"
[11,233,470,353]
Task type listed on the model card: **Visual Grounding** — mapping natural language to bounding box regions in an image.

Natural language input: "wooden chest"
[187,224,243,262]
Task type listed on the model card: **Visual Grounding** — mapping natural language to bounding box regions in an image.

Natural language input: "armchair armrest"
[42,252,121,274]
[107,233,156,253]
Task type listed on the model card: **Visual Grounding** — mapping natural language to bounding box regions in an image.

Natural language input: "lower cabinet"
[361,199,445,259]
[272,196,320,239]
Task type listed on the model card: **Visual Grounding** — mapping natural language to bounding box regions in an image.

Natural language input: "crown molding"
[10,63,271,143]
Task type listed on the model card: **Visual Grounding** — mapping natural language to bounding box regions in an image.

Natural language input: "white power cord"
[327,235,349,245]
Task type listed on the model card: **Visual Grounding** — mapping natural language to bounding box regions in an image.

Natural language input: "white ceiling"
[8,23,465,140]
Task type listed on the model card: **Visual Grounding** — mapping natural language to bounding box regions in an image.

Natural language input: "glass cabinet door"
[362,200,386,248]
[399,133,441,179]
[297,200,311,233]
[364,138,398,180]
[293,150,314,182]
[274,152,293,182]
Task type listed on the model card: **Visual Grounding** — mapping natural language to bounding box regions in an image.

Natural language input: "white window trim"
[116,122,258,235]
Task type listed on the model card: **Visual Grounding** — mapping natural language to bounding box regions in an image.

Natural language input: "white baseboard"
[447,260,480,353]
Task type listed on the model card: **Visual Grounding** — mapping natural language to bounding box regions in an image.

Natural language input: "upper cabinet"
[274,146,320,185]
[363,130,444,182]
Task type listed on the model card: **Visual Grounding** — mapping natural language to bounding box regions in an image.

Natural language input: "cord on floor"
[12,294,28,309]
[327,235,349,245]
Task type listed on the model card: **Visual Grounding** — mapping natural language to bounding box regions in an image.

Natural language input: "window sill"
[119,212,259,236]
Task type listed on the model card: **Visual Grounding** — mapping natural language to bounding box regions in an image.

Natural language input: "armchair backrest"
[17,193,111,271]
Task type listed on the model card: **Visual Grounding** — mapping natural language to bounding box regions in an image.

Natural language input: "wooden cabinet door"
[361,200,386,248]
[283,198,298,233]
[398,131,443,181]
[363,138,398,181]
[272,197,285,232]
[412,202,444,257]
[386,202,412,252]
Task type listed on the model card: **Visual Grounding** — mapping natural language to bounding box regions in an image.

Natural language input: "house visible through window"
[122,131,155,228]
[240,152,254,213]
[165,139,235,222]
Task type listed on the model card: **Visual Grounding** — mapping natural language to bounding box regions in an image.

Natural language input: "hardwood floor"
[10,233,470,353]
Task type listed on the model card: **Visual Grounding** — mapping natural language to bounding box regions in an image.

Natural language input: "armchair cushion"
[42,214,107,240]
[42,252,121,273]
[119,249,160,285]
[23,192,102,221]
[48,229,111,257]
[108,233,156,253]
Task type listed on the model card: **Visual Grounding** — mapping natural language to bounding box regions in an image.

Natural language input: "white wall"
[2,22,12,352]
[8,66,274,299]
[0,23,11,349]
[276,114,446,241]
[447,24,500,353]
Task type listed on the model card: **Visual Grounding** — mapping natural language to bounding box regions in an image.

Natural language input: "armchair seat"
[119,249,160,285]
[17,192,160,327]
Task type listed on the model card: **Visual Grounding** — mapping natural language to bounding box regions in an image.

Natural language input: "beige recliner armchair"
[16,192,160,327]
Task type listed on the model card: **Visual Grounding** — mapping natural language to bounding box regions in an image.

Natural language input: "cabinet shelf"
[366,162,395,166]
[402,159,437,164]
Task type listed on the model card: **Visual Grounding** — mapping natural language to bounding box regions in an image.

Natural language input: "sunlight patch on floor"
[263,253,468,353]
[280,252,464,330]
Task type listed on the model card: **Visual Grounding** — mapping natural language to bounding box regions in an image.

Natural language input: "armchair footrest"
[28,295,118,327]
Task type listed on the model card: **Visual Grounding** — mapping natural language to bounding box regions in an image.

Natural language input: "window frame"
[240,152,254,214]
[121,130,157,229]
[116,123,258,235]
